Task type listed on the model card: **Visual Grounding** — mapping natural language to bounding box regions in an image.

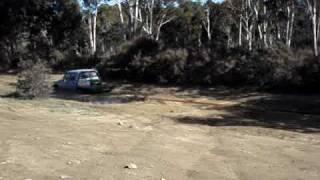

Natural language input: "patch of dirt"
[0,75,320,180]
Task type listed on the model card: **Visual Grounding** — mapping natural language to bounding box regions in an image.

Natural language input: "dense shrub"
[53,53,101,71]
[212,48,298,87]
[297,55,320,92]
[202,48,312,90]
[98,38,320,92]
[146,49,188,83]
[98,37,160,79]
[16,60,52,99]
[117,37,159,68]
[49,49,66,68]
[0,52,11,72]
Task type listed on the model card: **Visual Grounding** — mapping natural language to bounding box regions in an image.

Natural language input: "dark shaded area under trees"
[0,0,320,92]
[175,94,320,133]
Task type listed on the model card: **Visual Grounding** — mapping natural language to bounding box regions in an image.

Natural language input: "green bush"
[16,60,52,99]
[49,49,66,68]
[98,38,320,92]
[98,37,159,79]
[146,49,188,83]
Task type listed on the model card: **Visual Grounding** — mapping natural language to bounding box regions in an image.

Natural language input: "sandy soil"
[0,75,320,180]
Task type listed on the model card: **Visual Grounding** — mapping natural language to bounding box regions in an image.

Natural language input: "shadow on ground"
[51,81,151,104]
[175,95,320,133]
[2,77,320,133]
[51,91,145,104]
[99,82,320,134]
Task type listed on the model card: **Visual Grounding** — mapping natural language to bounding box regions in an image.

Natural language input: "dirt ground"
[0,74,320,180]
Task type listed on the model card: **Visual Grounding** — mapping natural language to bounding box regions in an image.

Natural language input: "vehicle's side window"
[69,73,76,81]
[63,73,77,81]
[79,72,99,80]
[63,73,70,81]
[79,73,87,79]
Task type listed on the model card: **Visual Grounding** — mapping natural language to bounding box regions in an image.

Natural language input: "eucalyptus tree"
[141,0,176,40]
[118,0,176,40]
[239,0,259,50]
[202,0,213,42]
[285,0,296,48]
[116,0,126,40]
[263,0,296,48]
[76,0,109,55]
[305,0,319,56]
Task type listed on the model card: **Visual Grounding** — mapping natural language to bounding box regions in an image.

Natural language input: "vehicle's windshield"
[79,71,99,79]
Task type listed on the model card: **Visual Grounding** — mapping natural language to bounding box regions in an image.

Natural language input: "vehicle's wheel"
[53,84,59,91]
[76,87,84,93]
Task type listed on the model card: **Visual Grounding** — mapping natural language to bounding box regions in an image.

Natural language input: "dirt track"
[0,75,320,180]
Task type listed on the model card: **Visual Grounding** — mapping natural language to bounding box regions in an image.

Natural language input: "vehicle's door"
[78,72,91,89]
[66,73,78,90]
[58,73,70,89]
[59,72,78,90]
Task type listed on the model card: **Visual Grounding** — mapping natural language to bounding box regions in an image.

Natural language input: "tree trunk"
[117,1,127,40]
[286,2,295,48]
[227,29,231,49]
[254,6,263,41]
[206,8,211,41]
[198,32,202,48]
[269,34,273,47]
[155,14,174,41]
[149,0,154,37]
[93,13,97,54]
[156,25,161,41]
[249,25,253,51]
[311,1,318,56]
[277,23,281,40]
[317,17,320,41]
[134,0,139,33]
[239,16,242,46]
[313,14,318,56]
[88,15,94,55]
[202,6,211,44]
[244,0,254,51]
[288,7,295,48]
[263,1,268,48]
[306,0,319,56]
[129,0,134,38]
[286,6,291,47]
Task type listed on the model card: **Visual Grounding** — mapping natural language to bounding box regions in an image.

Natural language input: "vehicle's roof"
[66,69,97,73]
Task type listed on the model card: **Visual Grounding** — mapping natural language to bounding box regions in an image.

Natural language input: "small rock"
[128,125,137,129]
[65,142,72,145]
[73,160,81,164]
[66,161,72,165]
[160,178,166,180]
[124,163,138,169]
[60,175,71,179]
[118,121,124,126]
